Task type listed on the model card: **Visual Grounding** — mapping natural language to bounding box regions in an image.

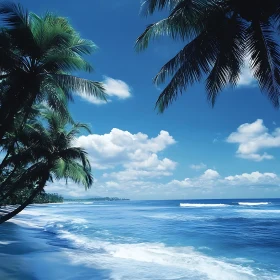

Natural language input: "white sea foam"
[236,209,280,215]
[58,231,258,280]
[146,213,212,222]
[0,241,17,245]
[10,219,43,229]
[180,203,228,208]
[238,202,270,206]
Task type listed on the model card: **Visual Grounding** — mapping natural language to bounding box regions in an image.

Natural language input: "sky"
[20,0,280,199]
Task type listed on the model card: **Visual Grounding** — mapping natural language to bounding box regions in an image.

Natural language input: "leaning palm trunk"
[0,163,41,203]
[0,172,48,224]
[0,108,93,224]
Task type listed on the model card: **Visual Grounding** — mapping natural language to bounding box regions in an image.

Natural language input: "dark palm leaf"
[49,74,107,101]
[206,14,247,105]
[137,0,280,111]
[0,2,28,28]
[154,30,218,112]
[247,20,280,106]
[141,0,182,15]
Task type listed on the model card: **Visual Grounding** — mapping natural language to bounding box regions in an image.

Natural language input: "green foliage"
[0,1,107,140]
[0,2,104,223]
[136,0,280,112]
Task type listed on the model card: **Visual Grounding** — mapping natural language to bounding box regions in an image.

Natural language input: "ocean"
[0,199,280,280]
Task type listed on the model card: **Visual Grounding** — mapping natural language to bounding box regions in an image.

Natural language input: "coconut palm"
[0,109,93,224]
[0,2,106,141]
[136,0,280,112]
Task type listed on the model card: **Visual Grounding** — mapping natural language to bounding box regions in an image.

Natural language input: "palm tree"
[136,0,280,112]
[0,2,106,141]
[0,108,93,224]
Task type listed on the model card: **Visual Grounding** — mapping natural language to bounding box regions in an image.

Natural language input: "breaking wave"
[180,203,228,208]
[238,202,270,206]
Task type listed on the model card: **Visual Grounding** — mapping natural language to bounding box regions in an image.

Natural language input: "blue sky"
[21,0,280,199]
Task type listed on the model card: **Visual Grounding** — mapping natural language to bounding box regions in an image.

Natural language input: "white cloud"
[46,128,178,198]
[103,76,132,99]
[190,163,207,170]
[166,170,279,190]
[227,119,280,161]
[74,128,177,184]
[47,168,280,199]
[201,169,220,180]
[78,76,132,104]
[168,169,220,188]
[75,129,176,170]
[103,169,173,181]
[225,171,277,185]
[45,126,280,199]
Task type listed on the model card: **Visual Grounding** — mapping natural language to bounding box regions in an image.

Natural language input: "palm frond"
[154,29,218,112]
[205,14,246,105]
[41,82,74,123]
[0,2,28,28]
[49,74,107,101]
[53,160,93,189]
[68,37,98,55]
[59,147,91,169]
[247,20,280,107]
[29,12,75,56]
[136,0,208,51]
[140,0,182,16]
[41,51,93,73]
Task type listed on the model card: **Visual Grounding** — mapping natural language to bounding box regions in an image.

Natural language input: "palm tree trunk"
[0,162,42,204]
[0,172,49,224]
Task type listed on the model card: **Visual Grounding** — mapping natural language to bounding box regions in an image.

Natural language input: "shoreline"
[0,220,109,280]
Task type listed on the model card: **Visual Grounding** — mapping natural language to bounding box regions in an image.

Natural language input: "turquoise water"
[1,199,280,279]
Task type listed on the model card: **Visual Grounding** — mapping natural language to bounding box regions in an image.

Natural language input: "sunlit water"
[1,199,280,279]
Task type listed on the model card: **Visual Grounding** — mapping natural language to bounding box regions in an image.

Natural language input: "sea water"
[0,199,280,279]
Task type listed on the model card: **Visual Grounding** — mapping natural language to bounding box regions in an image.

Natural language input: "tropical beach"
[1,0,280,279]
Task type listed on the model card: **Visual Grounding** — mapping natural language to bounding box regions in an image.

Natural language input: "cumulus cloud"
[103,169,173,181]
[47,128,177,198]
[167,170,279,190]
[168,169,220,188]
[227,119,280,161]
[45,125,280,199]
[103,76,132,99]
[225,171,277,185]
[75,128,176,170]
[78,76,132,104]
[190,163,207,170]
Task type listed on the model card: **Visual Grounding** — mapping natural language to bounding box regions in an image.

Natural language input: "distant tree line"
[1,188,63,205]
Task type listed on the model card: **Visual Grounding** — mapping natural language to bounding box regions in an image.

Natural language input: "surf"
[238,202,270,206]
[180,203,228,207]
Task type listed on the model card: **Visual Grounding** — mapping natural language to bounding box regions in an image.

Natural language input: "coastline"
[0,220,110,280]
